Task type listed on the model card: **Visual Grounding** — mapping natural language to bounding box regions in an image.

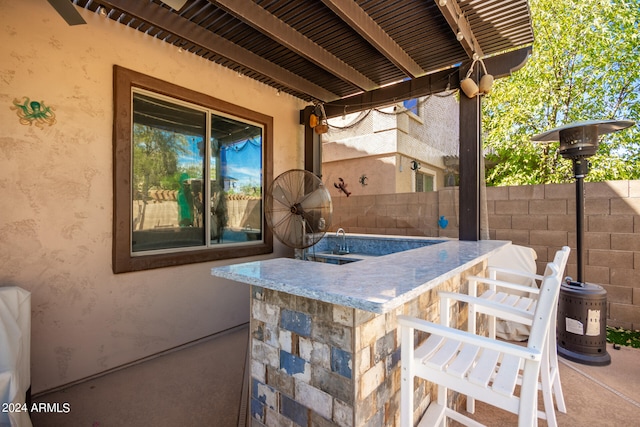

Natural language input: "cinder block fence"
[330,180,640,330]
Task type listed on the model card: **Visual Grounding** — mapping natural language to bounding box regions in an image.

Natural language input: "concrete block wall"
[330,192,440,237]
[330,180,640,330]
[486,180,640,330]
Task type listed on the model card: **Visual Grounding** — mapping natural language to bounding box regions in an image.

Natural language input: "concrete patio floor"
[31,324,639,426]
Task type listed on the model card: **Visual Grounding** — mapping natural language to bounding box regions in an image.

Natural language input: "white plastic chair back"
[488,245,537,340]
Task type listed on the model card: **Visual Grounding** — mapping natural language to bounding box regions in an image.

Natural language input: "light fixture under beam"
[434,0,483,59]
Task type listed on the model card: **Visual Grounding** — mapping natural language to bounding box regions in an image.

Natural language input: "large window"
[113,66,272,273]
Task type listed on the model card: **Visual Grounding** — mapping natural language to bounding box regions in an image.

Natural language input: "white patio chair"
[399,263,561,427]
[487,244,538,341]
[438,246,570,427]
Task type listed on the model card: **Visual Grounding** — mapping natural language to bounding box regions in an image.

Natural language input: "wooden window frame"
[112,65,273,273]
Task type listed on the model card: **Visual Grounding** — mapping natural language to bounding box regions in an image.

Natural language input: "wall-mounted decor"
[10,97,56,127]
[334,177,351,197]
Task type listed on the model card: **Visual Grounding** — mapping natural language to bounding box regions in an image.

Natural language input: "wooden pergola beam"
[321,0,426,78]
[211,0,379,92]
[434,0,483,59]
[100,0,339,101]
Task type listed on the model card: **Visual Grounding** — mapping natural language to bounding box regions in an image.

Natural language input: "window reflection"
[131,92,263,253]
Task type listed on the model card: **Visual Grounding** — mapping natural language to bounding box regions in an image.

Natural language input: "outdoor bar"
[212,236,509,426]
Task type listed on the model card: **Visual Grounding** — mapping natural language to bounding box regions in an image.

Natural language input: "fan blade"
[299,187,331,212]
[273,214,304,247]
[271,183,293,208]
[47,0,87,26]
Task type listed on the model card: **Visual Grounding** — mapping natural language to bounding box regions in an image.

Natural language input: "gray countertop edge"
[211,239,510,313]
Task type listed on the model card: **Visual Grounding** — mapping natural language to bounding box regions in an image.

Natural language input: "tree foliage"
[133,124,187,194]
[483,0,640,186]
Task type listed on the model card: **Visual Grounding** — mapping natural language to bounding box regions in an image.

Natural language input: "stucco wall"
[1,0,305,393]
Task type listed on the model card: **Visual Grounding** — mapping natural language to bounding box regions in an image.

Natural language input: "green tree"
[483,0,640,186]
[133,125,186,196]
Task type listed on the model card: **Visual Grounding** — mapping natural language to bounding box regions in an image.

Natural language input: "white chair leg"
[540,350,558,427]
[401,325,414,427]
[519,364,540,427]
[548,342,566,413]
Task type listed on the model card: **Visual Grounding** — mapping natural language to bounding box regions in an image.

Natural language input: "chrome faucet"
[336,228,349,254]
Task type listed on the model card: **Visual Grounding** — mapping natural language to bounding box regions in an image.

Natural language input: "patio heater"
[532,119,634,366]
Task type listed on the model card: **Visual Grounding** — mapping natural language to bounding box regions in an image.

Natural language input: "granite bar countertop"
[211,239,510,313]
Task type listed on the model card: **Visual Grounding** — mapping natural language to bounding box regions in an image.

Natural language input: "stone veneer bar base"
[248,260,486,427]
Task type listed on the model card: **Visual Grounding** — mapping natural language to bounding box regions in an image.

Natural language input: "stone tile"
[252,286,265,301]
[356,315,386,350]
[267,365,295,397]
[252,299,280,325]
[281,309,312,337]
[313,320,353,352]
[310,412,339,427]
[295,380,333,420]
[355,346,371,376]
[299,337,331,369]
[373,331,395,364]
[253,378,278,411]
[251,397,265,423]
[265,407,294,427]
[280,350,311,382]
[262,321,280,348]
[281,394,309,427]
[333,305,354,326]
[252,339,280,368]
[252,359,266,383]
[358,360,384,400]
[311,366,353,405]
[333,399,354,427]
[279,329,293,353]
[331,346,353,379]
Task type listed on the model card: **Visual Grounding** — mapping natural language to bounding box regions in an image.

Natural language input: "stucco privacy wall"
[1,1,304,393]
[330,181,640,330]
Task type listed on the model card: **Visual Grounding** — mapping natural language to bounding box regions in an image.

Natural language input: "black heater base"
[557,281,611,366]
[557,344,611,366]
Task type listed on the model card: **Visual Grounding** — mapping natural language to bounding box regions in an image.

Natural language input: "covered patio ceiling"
[54,0,534,111]
[51,0,536,242]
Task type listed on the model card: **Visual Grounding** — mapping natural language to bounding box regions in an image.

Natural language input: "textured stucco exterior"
[1,0,304,393]
[321,96,459,199]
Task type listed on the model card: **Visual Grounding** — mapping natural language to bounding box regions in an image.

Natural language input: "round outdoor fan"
[265,169,332,249]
